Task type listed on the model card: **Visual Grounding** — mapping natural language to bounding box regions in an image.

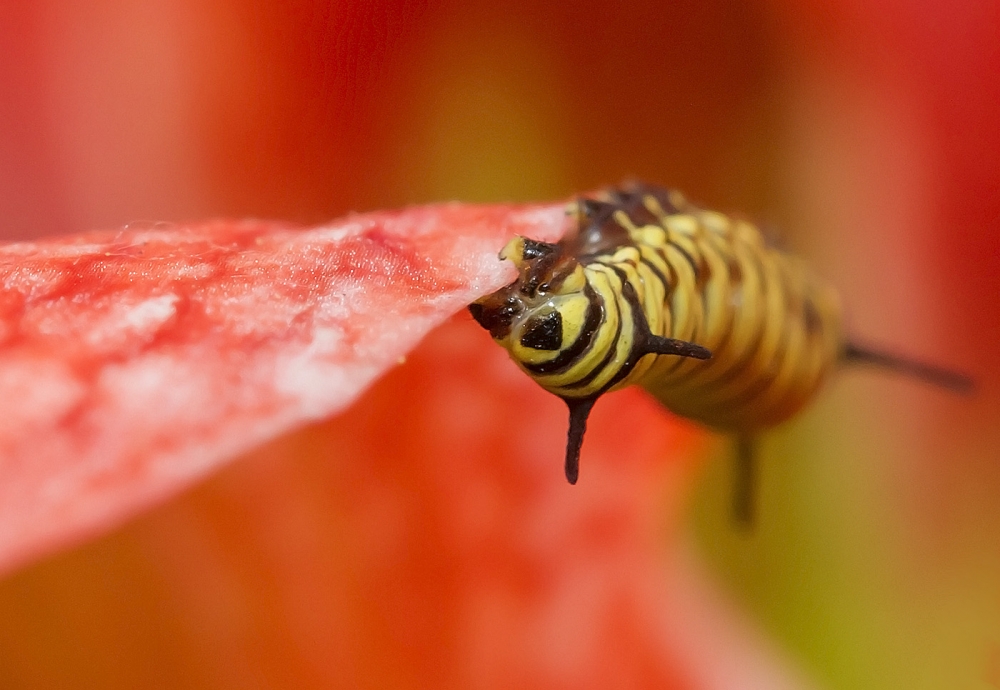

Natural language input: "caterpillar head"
[468,195,632,352]
[468,236,589,365]
[469,235,596,486]
[468,201,711,486]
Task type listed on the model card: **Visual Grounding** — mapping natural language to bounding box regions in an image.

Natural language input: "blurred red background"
[0,1,997,688]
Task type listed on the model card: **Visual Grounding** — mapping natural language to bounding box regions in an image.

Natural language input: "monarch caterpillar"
[469,183,972,522]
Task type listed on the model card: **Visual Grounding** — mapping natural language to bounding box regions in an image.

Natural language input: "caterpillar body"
[469,183,971,521]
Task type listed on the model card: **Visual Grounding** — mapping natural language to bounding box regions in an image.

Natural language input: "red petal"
[0,203,567,574]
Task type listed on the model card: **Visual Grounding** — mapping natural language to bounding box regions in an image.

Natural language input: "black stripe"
[634,251,679,365]
[682,248,770,390]
[561,278,625,390]
[710,269,809,417]
[708,342,788,421]
[658,240,703,377]
[606,189,663,227]
[588,265,659,395]
[638,253,671,297]
[636,245,689,377]
[637,248,676,331]
[695,256,788,408]
[524,282,603,375]
[666,237,701,282]
[619,182,684,216]
[658,247,740,389]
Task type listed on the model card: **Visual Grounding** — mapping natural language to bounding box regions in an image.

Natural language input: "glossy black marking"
[517,240,565,298]
[468,296,520,338]
[520,311,563,351]
[579,197,618,221]
[468,302,484,325]
[524,283,603,375]
[842,342,974,394]
[568,198,633,258]
[521,239,558,261]
[607,189,662,227]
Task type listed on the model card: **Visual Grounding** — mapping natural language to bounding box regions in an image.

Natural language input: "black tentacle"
[842,341,974,394]
[563,397,597,485]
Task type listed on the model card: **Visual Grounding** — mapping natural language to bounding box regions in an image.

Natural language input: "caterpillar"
[469,183,972,522]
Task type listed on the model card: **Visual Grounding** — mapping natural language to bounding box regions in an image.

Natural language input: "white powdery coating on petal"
[274,327,354,418]
[0,201,569,574]
[83,294,180,349]
[304,219,368,243]
[1,264,68,296]
[0,359,87,441]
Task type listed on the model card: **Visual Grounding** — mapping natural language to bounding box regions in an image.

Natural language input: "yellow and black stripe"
[470,183,972,517]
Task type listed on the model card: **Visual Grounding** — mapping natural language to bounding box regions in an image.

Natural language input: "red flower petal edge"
[0,202,568,575]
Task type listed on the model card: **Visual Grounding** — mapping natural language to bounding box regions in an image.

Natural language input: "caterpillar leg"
[733,436,757,529]
[842,341,974,394]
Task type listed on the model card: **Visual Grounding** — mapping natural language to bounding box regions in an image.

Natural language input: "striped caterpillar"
[469,183,971,522]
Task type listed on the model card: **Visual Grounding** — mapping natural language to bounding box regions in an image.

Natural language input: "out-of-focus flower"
[0,0,996,688]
